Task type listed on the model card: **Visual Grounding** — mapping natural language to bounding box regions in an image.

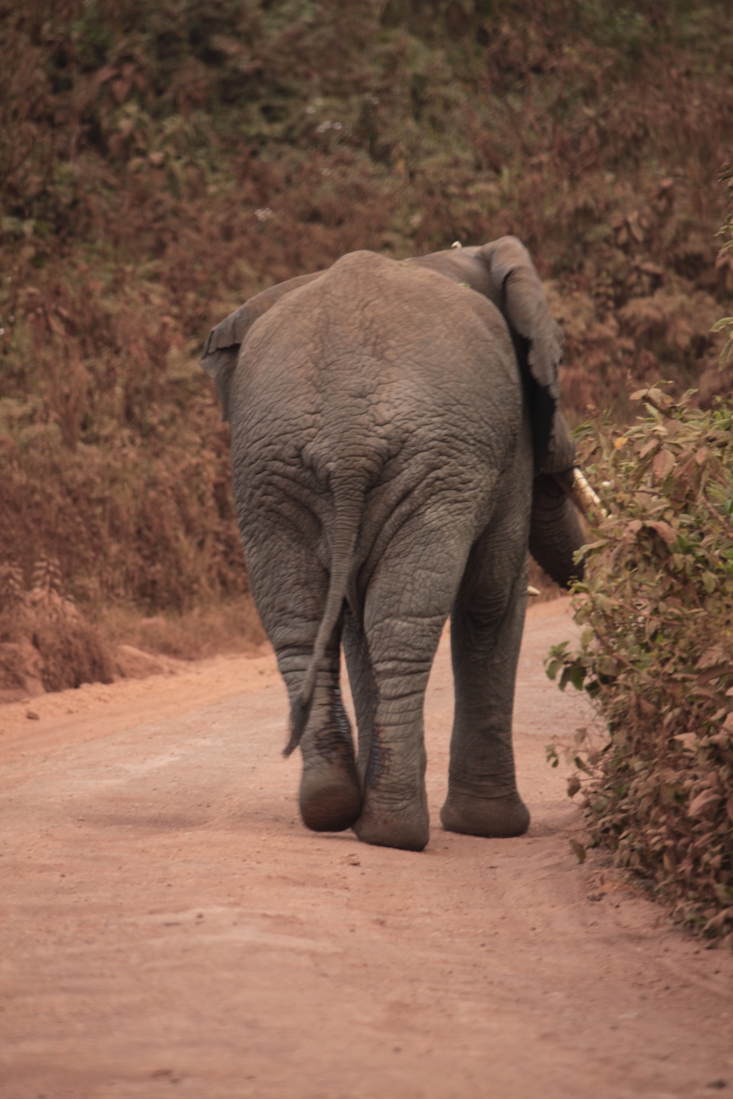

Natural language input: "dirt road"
[1,599,731,1099]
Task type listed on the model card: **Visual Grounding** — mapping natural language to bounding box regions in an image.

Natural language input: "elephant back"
[409,237,565,472]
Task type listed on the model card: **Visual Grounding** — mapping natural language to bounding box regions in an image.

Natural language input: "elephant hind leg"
[352,516,470,851]
[297,668,362,833]
[242,519,361,833]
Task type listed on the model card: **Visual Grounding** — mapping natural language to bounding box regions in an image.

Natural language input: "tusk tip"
[570,468,607,519]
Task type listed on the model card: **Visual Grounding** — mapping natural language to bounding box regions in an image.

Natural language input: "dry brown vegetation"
[1,0,732,693]
[547,387,733,941]
[0,556,115,700]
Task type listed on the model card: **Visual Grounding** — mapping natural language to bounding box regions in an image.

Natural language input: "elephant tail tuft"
[283,476,364,758]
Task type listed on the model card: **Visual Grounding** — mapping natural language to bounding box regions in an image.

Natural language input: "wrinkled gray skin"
[202,238,584,852]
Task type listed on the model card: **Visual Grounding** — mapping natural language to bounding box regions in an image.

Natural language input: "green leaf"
[569,664,587,691]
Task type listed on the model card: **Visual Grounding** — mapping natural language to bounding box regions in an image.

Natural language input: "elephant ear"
[410,236,565,471]
[201,271,324,420]
[476,236,562,400]
[465,236,565,472]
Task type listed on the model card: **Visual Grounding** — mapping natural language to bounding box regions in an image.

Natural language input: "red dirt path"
[0,599,731,1099]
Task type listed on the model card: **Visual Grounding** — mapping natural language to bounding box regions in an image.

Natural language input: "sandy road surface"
[1,599,731,1099]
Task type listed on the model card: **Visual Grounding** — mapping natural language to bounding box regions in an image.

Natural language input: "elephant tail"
[283,477,364,757]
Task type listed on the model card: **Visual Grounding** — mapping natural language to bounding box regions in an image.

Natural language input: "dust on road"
[0,599,731,1099]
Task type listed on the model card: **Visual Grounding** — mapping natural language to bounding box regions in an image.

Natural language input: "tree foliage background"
[1,0,732,617]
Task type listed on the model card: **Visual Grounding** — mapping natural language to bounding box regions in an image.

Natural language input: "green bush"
[546,387,733,943]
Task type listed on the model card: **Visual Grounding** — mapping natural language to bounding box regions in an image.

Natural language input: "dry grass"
[0,562,115,699]
[100,596,268,662]
[0,570,267,700]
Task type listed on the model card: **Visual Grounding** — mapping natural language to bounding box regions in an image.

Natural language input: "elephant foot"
[440,790,530,838]
[299,765,362,833]
[353,804,429,852]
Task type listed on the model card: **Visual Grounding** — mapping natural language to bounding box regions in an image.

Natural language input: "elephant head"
[202,237,592,589]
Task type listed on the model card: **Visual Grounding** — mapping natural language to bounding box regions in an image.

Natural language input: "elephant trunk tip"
[284,695,310,758]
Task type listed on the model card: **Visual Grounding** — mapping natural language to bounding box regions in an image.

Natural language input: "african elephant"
[202,237,586,852]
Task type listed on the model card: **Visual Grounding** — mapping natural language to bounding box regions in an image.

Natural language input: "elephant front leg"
[440,553,531,839]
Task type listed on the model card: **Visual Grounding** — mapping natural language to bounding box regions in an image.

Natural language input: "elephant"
[201,237,587,852]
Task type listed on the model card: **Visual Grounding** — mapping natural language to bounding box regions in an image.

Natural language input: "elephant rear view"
[202,239,585,851]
